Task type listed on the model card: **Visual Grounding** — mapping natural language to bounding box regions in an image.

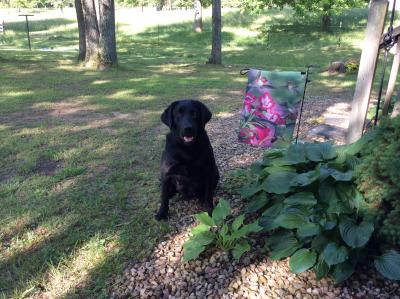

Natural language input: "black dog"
[155,100,219,220]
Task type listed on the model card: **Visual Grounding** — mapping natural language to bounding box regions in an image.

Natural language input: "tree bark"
[322,14,332,32]
[75,0,86,61]
[99,0,117,68]
[194,0,202,32]
[208,0,221,64]
[392,90,400,118]
[81,0,100,66]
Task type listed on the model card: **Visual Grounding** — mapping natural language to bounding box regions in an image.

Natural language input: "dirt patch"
[36,158,61,176]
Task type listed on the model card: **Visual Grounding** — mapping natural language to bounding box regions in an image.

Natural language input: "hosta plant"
[183,199,262,261]
[241,138,400,282]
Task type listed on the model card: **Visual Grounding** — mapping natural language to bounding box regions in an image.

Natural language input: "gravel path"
[110,97,400,298]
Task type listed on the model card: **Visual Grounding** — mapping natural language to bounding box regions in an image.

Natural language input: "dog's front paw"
[155,210,168,221]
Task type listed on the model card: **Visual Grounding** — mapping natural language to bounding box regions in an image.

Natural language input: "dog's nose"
[183,126,193,136]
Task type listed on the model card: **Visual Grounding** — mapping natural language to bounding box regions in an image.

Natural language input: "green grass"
[0,6,388,298]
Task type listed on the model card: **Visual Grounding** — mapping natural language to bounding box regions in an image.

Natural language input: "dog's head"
[161,100,212,145]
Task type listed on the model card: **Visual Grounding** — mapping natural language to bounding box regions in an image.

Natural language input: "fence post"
[346,0,388,143]
[382,37,400,115]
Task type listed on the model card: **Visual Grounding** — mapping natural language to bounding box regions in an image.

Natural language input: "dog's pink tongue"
[184,136,194,142]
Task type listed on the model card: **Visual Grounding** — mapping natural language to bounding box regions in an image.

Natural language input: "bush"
[356,116,400,246]
[183,199,262,261]
[240,140,400,282]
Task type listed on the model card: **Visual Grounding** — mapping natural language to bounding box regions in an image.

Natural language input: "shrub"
[356,116,400,246]
[183,199,262,261]
[241,140,400,282]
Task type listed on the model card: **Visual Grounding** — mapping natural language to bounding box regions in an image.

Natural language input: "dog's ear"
[196,101,212,126]
[161,101,177,128]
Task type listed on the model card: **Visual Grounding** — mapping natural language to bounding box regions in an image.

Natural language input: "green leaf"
[305,142,337,162]
[332,261,355,283]
[212,199,231,226]
[264,165,296,174]
[231,222,262,239]
[264,171,297,194]
[232,241,251,260]
[188,231,215,247]
[315,259,330,280]
[266,231,301,260]
[283,143,307,164]
[284,192,317,206]
[374,250,400,280]
[289,249,317,274]
[232,214,245,231]
[290,170,319,187]
[297,223,321,238]
[240,184,264,198]
[183,244,205,261]
[339,217,374,248]
[274,212,306,229]
[259,201,284,230]
[264,148,285,159]
[305,143,324,162]
[322,243,349,266]
[311,234,330,251]
[191,224,210,235]
[196,212,215,226]
[330,170,354,181]
[318,181,338,204]
[245,192,270,213]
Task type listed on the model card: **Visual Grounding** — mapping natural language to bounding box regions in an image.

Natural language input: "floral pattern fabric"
[238,69,306,148]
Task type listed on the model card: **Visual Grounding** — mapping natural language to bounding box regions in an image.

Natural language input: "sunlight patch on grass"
[45,234,113,298]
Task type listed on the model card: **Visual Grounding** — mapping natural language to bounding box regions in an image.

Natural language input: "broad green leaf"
[259,201,284,230]
[374,250,400,280]
[283,143,307,164]
[232,241,251,260]
[311,234,330,252]
[212,199,231,226]
[318,181,338,204]
[339,217,374,248]
[322,243,349,266]
[183,244,205,261]
[240,184,264,199]
[297,223,321,238]
[290,170,319,187]
[264,148,285,159]
[320,142,337,160]
[330,170,354,181]
[191,224,210,235]
[189,231,215,247]
[284,192,317,206]
[332,261,355,283]
[232,214,245,231]
[305,143,324,162]
[315,259,330,280]
[323,219,337,230]
[264,165,296,174]
[220,224,229,238]
[266,231,301,260]
[245,192,270,213]
[232,222,262,239]
[264,171,297,194]
[289,249,317,274]
[274,212,306,229]
[196,212,215,226]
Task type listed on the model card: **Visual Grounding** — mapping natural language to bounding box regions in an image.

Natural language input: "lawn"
[0,6,383,298]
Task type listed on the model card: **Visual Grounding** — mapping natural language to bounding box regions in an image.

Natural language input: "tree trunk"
[194,0,202,32]
[392,90,400,118]
[322,14,332,32]
[81,0,100,66]
[208,0,221,64]
[99,0,117,68]
[75,0,86,61]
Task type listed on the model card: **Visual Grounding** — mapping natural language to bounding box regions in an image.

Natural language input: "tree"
[208,0,221,64]
[241,0,368,31]
[194,0,202,32]
[75,0,117,68]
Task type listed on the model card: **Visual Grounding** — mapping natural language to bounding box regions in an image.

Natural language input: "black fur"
[155,100,219,220]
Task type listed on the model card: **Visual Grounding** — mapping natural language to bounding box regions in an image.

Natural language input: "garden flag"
[238,69,306,148]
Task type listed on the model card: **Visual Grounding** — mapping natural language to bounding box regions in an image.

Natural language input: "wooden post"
[19,14,34,50]
[382,38,400,115]
[346,0,388,144]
